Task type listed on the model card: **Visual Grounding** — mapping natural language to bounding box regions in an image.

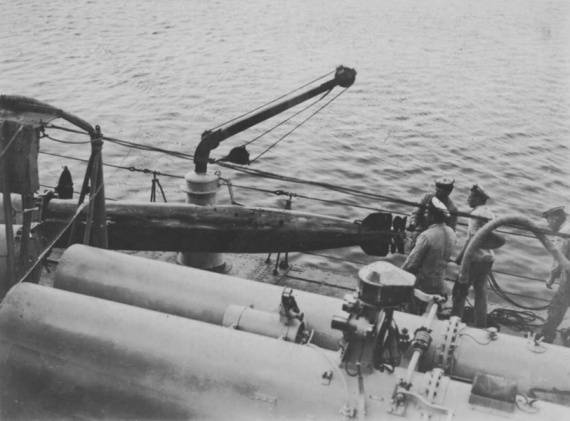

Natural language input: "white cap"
[431,197,450,219]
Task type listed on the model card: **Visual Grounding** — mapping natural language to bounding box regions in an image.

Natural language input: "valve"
[219,176,243,206]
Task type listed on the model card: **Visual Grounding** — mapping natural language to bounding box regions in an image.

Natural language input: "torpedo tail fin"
[359,212,391,256]
[359,213,407,256]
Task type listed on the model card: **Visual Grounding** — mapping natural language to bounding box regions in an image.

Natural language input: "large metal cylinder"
[1,283,566,420]
[54,245,570,395]
[420,316,570,391]
[0,283,351,420]
[55,244,342,350]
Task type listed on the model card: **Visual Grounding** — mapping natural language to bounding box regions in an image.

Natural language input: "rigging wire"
[39,141,555,243]
[251,88,344,164]
[44,123,88,136]
[102,135,194,160]
[240,90,331,148]
[217,160,564,238]
[221,181,409,216]
[42,133,91,144]
[44,124,195,160]
[216,160,425,207]
[39,151,184,179]
[40,136,555,245]
[207,70,335,132]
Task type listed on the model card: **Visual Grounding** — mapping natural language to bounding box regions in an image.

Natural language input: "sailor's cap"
[542,206,566,219]
[471,184,490,200]
[430,196,450,219]
[435,177,455,191]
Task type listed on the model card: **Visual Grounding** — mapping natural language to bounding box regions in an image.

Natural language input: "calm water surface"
[2,0,569,303]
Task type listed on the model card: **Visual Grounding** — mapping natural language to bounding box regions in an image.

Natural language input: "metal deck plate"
[223,253,359,299]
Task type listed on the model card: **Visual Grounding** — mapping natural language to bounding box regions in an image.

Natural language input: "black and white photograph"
[1,0,569,419]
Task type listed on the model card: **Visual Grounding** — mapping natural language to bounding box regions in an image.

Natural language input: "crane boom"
[193,65,356,172]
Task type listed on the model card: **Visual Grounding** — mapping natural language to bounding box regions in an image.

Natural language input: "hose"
[488,308,545,332]
[487,272,549,311]
[460,216,570,285]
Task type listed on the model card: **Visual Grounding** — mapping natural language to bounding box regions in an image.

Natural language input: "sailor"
[402,197,457,314]
[451,184,495,328]
[538,206,570,344]
[407,178,458,252]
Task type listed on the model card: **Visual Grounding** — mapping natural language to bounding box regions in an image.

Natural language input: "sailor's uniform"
[541,220,570,343]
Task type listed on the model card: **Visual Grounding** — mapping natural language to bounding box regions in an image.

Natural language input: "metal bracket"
[389,386,454,420]
[526,332,547,353]
[321,370,333,385]
[438,316,463,373]
[279,287,304,324]
[424,368,445,403]
[516,394,539,414]
[414,289,446,304]
[219,176,243,206]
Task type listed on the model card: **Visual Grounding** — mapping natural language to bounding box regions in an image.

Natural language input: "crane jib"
[193,66,356,173]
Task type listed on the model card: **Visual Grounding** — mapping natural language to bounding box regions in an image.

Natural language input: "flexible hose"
[460,216,570,284]
[488,272,549,311]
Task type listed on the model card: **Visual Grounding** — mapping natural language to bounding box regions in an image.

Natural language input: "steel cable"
[208,70,335,132]
[241,90,331,148]
[250,88,341,163]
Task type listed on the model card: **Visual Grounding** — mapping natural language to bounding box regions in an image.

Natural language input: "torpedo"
[42,199,405,256]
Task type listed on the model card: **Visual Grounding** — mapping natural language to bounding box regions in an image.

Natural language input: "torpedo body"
[43,199,397,255]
